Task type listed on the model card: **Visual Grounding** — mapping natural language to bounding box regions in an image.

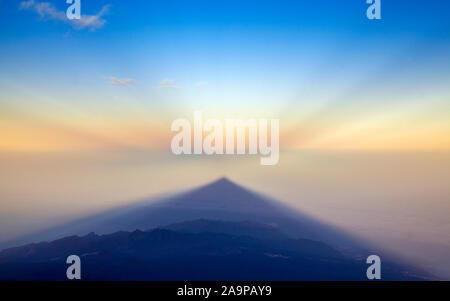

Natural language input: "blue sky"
[1,0,449,95]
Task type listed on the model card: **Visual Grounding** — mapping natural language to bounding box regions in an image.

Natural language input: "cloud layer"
[20,0,109,31]
[107,77,136,87]
[155,79,180,90]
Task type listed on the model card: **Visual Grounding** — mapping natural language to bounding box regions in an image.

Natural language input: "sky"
[0,0,449,151]
[0,0,450,278]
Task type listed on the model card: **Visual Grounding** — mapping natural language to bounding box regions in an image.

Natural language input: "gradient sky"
[0,0,449,151]
[1,0,450,278]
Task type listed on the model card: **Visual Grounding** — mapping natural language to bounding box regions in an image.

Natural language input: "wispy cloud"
[195,81,208,87]
[107,77,135,87]
[19,0,110,31]
[155,79,180,90]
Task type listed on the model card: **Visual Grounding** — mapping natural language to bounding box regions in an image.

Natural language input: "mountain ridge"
[0,219,430,281]
[0,177,365,250]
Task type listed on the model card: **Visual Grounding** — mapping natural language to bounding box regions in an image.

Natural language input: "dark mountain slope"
[0,220,427,281]
[162,219,288,240]
[2,178,365,250]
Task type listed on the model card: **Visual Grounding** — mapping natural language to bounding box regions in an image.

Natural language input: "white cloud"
[195,81,208,87]
[19,0,109,31]
[155,79,180,90]
[107,77,135,87]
